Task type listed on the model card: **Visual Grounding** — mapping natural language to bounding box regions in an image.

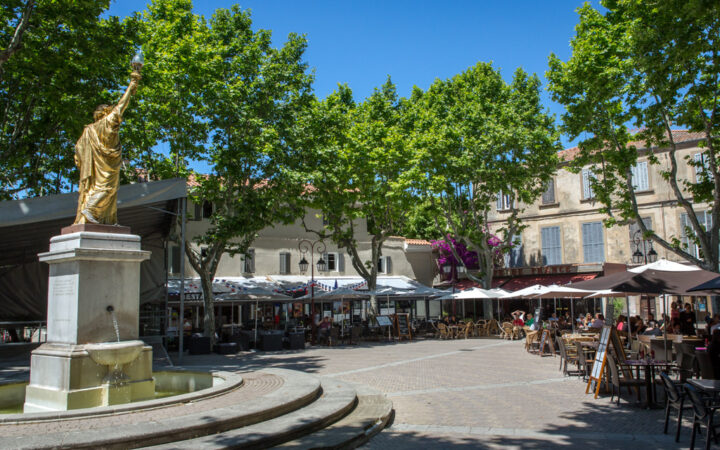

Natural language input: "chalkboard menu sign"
[394,313,412,340]
[375,316,393,327]
[586,325,611,398]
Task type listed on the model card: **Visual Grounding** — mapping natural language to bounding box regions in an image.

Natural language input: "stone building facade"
[169,204,434,286]
[488,130,709,270]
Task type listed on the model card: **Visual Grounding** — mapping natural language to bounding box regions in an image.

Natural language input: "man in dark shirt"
[679,303,697,336]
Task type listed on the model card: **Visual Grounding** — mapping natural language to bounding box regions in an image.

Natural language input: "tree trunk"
[199,273,216,345]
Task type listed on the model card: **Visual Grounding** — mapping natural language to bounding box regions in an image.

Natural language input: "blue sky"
[108,0,597,149]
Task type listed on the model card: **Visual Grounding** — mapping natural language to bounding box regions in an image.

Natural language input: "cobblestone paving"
[1,338,691,448]
[177,338,687,449]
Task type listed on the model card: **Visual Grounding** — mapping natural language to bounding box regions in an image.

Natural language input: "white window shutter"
[496,191,502,210]
[338,253,345,272]
[632,162,648,191]
[695,153,706,181]
[386,256,392,274]
[582,169,593,199]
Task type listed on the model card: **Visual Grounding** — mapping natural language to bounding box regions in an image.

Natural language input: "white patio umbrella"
[530,285,595,333]
[628,258,700,273]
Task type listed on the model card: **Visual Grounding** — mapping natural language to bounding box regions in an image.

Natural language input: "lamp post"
[298,239,326,345]
[631,229,658,322]
[631,229,658,265]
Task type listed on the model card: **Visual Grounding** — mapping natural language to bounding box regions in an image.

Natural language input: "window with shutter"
[279,252,290,274]
[322,252,339,272]
[631,161,649,191]
[541,179,555,204]
[169,244,181,274]
[496,190,513,211]
[681,212,712,259]
[202,201,213,219]
[541,227,562,265]
[243,249,255,273]
[582,169,595,199]
[192,202,202,221]
[695,153,709,182]
[582,222,605,263]
[504,234,524,268]
[378,256,392,274]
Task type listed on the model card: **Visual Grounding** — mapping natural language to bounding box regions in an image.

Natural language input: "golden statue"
[74,55,142,225]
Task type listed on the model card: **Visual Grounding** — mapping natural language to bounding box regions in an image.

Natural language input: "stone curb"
[0,369,242,424]
[147,376,360,449]
[6,368,320,449]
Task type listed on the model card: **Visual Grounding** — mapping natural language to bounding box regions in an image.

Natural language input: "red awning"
[492,273,598,291]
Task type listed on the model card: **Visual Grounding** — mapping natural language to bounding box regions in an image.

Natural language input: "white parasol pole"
[571,298,575,334]
[254,299,259,347]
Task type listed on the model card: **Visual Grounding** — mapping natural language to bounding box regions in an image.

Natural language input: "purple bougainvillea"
[431,234,502,281]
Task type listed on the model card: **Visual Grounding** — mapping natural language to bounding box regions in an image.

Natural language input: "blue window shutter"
[583,222,604,263]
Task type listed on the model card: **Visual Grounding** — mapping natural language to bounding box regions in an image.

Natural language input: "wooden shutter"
[279,253,290,274]
[631,162,649,191]
[541,180,555,204]
[541,227,561,265]
[385,256,392,274]
[169,245,181,274]
[496,191,503,210]
[582,222,604,263]
[582,169,594,199]
[244,249,255,273]
[338,253,345,272]
[695,153,707,182]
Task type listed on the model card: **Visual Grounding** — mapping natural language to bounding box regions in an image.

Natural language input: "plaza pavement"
[2,338,686,449]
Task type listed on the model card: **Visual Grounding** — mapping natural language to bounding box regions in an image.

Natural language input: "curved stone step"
[145,377,359,449]
[6,369,320,450]
[278,383,393,449]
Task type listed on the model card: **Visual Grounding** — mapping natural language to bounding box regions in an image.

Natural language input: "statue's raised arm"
[74,64,142,225]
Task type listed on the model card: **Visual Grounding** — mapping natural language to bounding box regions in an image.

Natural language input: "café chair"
[606,355,644,406]
[556,337,582,377]
[659,371,691,443]
[685,384,720,450]
[575,341,594,381]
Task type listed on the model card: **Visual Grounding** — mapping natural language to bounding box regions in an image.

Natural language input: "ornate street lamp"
[631,229,658,265]
[131,49,144,70]
[298,239,326,345]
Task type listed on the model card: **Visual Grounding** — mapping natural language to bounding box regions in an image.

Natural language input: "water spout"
[107,306,120,342]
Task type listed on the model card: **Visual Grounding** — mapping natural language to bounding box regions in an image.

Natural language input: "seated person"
[549,313,559,322]
[590,313,605,328]
[448,315,458,325]
[318,316,332,339]
[512,314,525,327]
[646,313,658,329]
[616,315,627,331]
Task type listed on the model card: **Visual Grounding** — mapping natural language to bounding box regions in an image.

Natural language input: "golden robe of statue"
[74,71,141,225]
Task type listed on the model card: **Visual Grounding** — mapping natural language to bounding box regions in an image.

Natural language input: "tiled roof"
[405,238,431,246]
[559,130,706,162]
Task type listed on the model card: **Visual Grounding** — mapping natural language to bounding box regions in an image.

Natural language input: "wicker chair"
[437,323,452,340]
[475,320,487,337]
[501,322,514,340]
[458,322,474,339]
[524,330,539,352]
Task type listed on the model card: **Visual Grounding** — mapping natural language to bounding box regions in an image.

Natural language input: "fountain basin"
[85,340,144,367]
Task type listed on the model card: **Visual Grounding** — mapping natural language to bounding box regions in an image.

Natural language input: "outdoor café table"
[688,379,720,400]
[624,359,675,408]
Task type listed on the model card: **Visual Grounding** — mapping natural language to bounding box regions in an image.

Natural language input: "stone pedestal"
[24,228,154,412]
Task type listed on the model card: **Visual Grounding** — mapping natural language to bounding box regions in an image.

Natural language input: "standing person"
[670,302,680,321]
[679,302,697,336]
